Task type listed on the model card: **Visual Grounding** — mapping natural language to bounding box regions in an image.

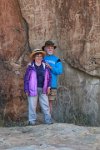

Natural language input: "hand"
[25,92,28,97]
[47,87,51,95]
[46,63,52,69]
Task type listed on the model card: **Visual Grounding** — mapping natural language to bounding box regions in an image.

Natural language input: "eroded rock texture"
[0,0,28,61]
[56,0,100,76]
[18,0,100,125]
[0,0,100,125]
[18,0,57,49]
[18,0,100,76]
[0,0,29,124]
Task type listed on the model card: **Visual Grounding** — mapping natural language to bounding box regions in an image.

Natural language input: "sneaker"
[28,121,36,126]
[45,121,53,125]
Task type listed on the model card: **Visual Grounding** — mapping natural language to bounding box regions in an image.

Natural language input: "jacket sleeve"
[24,66,31,93]
[47,68,52,87]
[51,59,63,75]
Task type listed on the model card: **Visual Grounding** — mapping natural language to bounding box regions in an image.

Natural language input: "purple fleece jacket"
[24,62,51,96]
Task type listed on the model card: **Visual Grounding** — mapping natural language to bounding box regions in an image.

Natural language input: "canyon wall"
[0,0,29,124]
[0,0,100,125]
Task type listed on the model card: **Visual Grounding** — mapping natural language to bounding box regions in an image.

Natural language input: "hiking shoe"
[45,122,53,125]
[28,121,36,126]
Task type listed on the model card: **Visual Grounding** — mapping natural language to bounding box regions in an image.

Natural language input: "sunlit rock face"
[0,0,100,125]
[18,0,100,76]
[56,0,100,76]
[18,0,100,126]
[18,0,57,49]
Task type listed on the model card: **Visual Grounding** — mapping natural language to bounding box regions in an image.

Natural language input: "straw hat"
[30,49,46,59]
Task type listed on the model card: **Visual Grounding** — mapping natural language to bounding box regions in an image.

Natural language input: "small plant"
[66,108,94,126]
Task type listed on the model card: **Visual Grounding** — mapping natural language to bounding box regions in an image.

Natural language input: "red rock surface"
[19,0,100,76]
[0,0,28,123]
[0,0,100,125]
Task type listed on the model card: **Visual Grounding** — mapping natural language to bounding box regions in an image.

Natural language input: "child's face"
[45,46,54,55]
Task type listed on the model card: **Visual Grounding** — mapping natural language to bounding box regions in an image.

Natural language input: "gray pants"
[28,88,52,124]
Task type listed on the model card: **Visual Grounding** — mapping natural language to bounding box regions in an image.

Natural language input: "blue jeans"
[28,88,52,124]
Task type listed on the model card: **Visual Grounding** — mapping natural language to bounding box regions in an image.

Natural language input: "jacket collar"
[29,61,46,69]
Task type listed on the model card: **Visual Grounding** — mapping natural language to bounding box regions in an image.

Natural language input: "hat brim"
[42,45,56,50]
[30,51,46,59]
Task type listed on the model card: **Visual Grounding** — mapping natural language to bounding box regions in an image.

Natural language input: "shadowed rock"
[0,0,29,123]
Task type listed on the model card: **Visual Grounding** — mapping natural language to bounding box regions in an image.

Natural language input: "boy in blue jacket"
[42,40,63,113]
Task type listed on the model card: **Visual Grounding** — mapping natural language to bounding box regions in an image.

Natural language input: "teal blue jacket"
[44,55,63,88]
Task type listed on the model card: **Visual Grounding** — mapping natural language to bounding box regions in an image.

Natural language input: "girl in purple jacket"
[24,49,53,125]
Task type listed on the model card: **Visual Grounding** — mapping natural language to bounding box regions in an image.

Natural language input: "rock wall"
[52,63,100,126]
[18,0,58,50]
[18,0,100,76]
[0,0,29,124]
[56,0,100,76]
[0,0,100,125]
[18,0,100,126]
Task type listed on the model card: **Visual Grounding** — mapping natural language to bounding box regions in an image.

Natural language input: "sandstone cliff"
[0,0,100,126]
